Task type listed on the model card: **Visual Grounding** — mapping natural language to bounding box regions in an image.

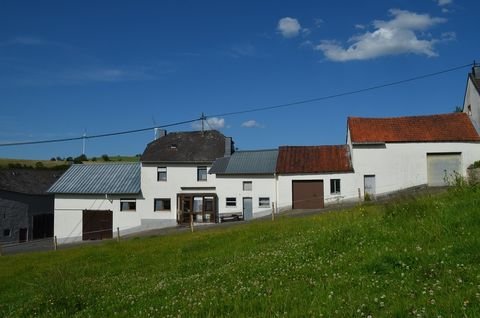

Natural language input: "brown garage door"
[82,210,113,240]
[292,180,324,209]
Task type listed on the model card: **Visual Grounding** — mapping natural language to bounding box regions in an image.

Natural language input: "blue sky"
[0,0,479,159]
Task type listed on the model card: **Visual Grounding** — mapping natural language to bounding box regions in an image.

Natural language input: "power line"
[208,62,473,118]
[0,118,201,147]
[0,61,474,148]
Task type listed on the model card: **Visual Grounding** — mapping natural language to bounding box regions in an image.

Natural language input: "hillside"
[0,185,479,317]
[0,155,139,169]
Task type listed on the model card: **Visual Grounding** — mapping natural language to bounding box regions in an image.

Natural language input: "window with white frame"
[197,166,207,181]
[243,181,252,191]
[154,198,171,211]
[157,167,167,181]
[226,197,236,207]
[259,197,270,208]
[330,179,341,194]
[120,199,136,211]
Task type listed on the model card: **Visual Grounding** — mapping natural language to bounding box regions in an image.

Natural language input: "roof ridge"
[348,112,466,120]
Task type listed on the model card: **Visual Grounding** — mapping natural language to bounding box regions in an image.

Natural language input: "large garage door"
[82,210,113,240]
[292,180,324,209]
[427,153,461,187]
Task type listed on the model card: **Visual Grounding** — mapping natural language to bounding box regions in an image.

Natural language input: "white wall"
[463,76,480,133]
[54,194,142,244]
[351,141,480,196]
[215,175,276,218]
[277,172,357,211]
[140,163,217,220]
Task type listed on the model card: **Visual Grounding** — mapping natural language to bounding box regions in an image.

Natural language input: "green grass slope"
[1,186,479,317]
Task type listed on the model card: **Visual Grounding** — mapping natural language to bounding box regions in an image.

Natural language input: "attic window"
[468,105,472,116]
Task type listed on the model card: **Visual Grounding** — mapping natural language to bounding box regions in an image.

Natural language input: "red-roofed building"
[347,92,480,197]
[275,145,356,209]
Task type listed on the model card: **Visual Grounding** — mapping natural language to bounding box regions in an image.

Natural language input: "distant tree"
[454,106,463,113]
[56,156,63,161]
[101,154,110,161]
[73,154,87,164]
[50,157,56,161]
[91,157,97,162]
[66,157,73,162]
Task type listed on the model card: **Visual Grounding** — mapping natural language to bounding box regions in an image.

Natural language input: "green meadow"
[1,185,479,317]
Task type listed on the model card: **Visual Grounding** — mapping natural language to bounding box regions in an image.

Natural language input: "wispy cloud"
[277,17,303,38]
[315,9,448,62]
[229,43,256,58]
[191,117,226,130]
[241,120,263,128]
[436,0,453,13]
[0,36,174,85]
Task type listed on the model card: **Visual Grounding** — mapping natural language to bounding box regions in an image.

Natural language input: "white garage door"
[427,153,461,186]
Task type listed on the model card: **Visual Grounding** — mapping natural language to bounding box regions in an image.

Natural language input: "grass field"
[0,186,479,317]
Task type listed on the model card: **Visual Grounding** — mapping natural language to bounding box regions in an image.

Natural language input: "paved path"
[0,186,448,256]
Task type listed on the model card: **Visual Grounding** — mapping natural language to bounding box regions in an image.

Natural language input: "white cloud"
[355,24,366,30]
[315,9,448,62]
[191,117,225,130]
[437,0,452,6]
[241,120,263,128]
[277,17,302,38]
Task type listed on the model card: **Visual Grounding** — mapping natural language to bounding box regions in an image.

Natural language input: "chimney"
[474,65,480,80]
[154,128,166,140]
[224,137,234,157]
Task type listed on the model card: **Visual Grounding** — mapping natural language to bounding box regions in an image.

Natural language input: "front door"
[364,175,376,199]
[19,228,28,243]
[243,197,253,220]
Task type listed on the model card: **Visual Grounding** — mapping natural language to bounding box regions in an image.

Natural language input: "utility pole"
[82,130,87,155]
[201,112,206,134]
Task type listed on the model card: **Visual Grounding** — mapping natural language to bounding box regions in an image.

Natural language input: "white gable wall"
[276,172,357,211]
[54,194,143,244]
[351,141,480,197]
[215,175,276,218]
[140,163,217,221]
[463,76,480,133]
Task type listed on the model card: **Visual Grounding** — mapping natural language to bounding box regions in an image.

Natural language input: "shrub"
[468,160,480,169]
[101,154,110,161]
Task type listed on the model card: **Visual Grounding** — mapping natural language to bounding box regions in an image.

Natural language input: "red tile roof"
[276,145,353,174]
[348,113,480,143]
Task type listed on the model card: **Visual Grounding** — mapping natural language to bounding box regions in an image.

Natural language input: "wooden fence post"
[116,227,120,242]
[190,214,194,233]
[54,236,58,251]
[271,202,275,221]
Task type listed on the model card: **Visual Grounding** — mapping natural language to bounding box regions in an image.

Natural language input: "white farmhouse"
[139,130,233,226]
[347,113,480,198]
[49,163,142,244]
[49,66,480,243]
[209,149,278,220]
[463,64,480,133]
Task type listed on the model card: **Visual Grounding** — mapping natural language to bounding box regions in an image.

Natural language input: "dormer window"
[468,105,472,116]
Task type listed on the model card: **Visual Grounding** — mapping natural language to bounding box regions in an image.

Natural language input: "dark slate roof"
[48,163,140,194]
[348,113,480,143]
[209,150,278,175]
[0,169,65,195]
[276,145,353,174]
[141,130,230,162]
